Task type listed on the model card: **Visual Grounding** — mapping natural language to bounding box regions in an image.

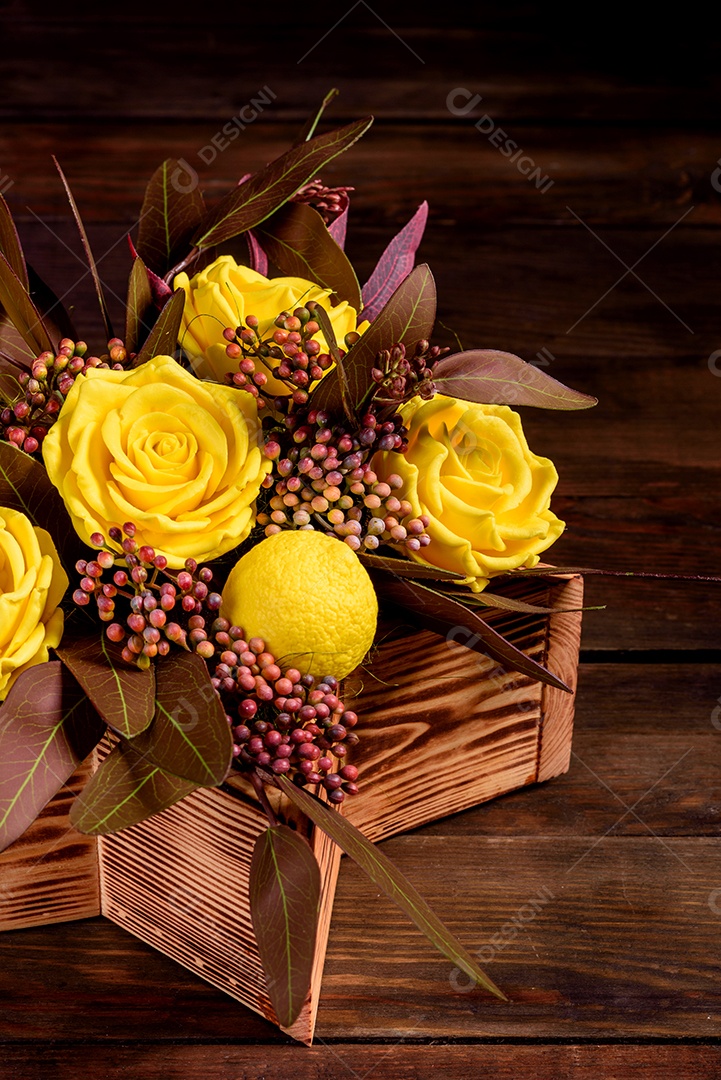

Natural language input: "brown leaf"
[0,662,105,852]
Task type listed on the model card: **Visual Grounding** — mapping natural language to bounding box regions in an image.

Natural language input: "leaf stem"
[251,770,278,826]
[164,247,200,285]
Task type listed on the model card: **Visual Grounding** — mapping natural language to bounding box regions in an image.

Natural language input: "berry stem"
[251,770,279,826]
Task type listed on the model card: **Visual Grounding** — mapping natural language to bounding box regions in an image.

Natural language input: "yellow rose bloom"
[175,255,364,395]
[373,396,564,591]
[43,355,271,568]
[0,507,68,701]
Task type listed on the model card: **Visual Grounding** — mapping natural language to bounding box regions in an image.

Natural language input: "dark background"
[1,4,720,1077]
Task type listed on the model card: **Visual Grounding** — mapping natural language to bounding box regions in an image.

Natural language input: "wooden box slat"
[0,756,100,930]
[0,573,582,1042]
[346,574,583,841]
[98,778,341,1045]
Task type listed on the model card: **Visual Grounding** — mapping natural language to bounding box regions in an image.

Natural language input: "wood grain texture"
[346,576,582,842]
[538,577,584,782]
[0,756,99,931]
[0,577,580,1040]
[98,777,340,1045]
[0,1043,717,1080]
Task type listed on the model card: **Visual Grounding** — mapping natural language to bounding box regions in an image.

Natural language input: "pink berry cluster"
[259,408,431,554]
[0,336,134,453]
[214,633,360,801]
[72,522,224,669]
[221,306,357,409]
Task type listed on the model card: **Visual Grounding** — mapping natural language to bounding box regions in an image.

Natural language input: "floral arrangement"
[0,96,602,1025]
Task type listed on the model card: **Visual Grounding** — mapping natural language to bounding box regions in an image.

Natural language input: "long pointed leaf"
[193,116,372,250]
[307,301,353,423]
[57,636,156,740]
[27,264,76,345]
[53,156,113,341]
[0,251,53,355]
[129,651,233,786]
[250,824,321,1028]
[499,565,721,583]
[136,159,206,276]
[0,441,85,572]
[0,662,105,852]
[311,263,436,415]
[359,551,464,581]
[361,201,428,321]
[132,289,185,367]
[125,255,155,353]
[380,577,571,692]
[431,350,597,410]
[257,201,361,309]
[277,777,506,1001]
[0,192,28,288]
[69,738,197,835]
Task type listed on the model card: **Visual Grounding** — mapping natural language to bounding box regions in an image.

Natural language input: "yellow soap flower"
[373,396,565,591]
[0,507,68,701]
[175,255,364,394]
[43,355,271,568]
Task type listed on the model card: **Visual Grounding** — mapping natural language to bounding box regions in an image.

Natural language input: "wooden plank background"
[0,4,719,1077]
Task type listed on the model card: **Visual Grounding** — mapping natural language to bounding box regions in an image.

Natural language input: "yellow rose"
[43,355,271,568]
[373,396,565,591]
[175,255,364,395]
[0,507,68,701]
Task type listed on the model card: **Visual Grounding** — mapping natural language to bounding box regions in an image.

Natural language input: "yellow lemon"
[221,530,378,679]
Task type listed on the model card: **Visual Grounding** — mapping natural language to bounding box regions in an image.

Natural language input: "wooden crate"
[0,573,582,1043]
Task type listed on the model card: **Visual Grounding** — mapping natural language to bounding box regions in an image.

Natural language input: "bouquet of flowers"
[0,95,599,1027]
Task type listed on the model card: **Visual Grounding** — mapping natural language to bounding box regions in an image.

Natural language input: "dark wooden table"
[1,6,720,1077]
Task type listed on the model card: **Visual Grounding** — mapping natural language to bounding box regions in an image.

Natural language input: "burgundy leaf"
[250,824,321,1028]
[0,440,85,572]
[26,264,77,345]
[277,777,506,1001]
[0,662,105,852]
[361,201,428,321]
[132,289,185,368]
[53,157,113,342]
[311,263,436,415]
[380,576,571,692]
[0,252,54,356]
[0,191,28,289]
[129,651,233,786]
[193,116,372,250]
[246,230,269,275]
[127,235,173,308]
[136,159,206,277]
[431,349,597,410]
[125,256,154,354]
[57,635,156,740]
[498,565,721,583]
[327,205,348,250]
[358,551,464,581]
[69,738,197,836]
[257,202,360,309]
